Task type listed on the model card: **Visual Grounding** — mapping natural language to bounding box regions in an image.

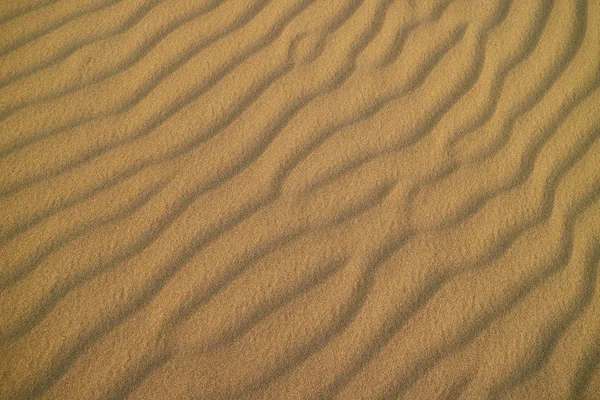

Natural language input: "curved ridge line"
[456,0,588,164]
[41,19,469,399]
[0,173,172,297]
[377,0,455,67]
[0,0,132,58]
[0,34,307,282]
[4,10,459,395]
[0,158,166,244]
[0,0,372,326]
[447,0,556,146]
[424,77,600,233]
[0,0,370,276]
[129,265,354,399]
[0,56,292,295]
[100,238,340,400]
[392,160,600,399]
[5,179,272,398]
[0,0,61,26]
[302,5,472,194]
[304,23,489,195]
[211,25,482,392]
[412,0,593,232]
[197,258,350,351]
[0,0,379,346]
[0,0,272,159]
[4,0,596,396]
[4,2,411,395]
[18,185,279,400]
[0,46,290,247]
[234,232,412,399]
[0,0,223,111]
[337,122,599,398]
[270,23,466,201]
[2,0,466,344]
[0,0,370,203]
[82,0,422,366]
[571,325,600,399]
[295,86,600,400]
[0,0,321,200]
[382,139,600,398]
[313,0,556,197]
[167,180,395,351]
[492,240,600,396]
[390,189,600,399]
[0,0,166,90]
[0,0,297,202]
[0,0,276,241]
[1,1,333,396]
[291,9,469,197]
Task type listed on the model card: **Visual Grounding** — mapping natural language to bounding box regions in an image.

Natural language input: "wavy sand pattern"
[1,0,599,398]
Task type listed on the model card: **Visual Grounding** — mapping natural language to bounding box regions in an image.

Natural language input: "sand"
[0,0,599,398]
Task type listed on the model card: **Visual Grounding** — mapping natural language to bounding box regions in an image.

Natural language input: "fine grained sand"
[0,0,599,398]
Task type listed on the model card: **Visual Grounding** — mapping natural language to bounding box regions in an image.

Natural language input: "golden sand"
[1,0,599,398]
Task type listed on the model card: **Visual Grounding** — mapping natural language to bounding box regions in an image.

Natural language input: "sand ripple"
[1,0,599,398]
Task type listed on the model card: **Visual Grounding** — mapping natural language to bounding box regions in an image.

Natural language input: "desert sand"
[1,0,599,398]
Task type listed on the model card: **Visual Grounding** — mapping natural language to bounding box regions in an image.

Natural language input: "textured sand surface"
[1,0,600,398]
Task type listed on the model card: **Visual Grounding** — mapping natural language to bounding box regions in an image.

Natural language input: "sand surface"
[1,0,600,398]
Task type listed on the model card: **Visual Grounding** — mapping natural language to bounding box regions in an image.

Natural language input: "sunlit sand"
[1,0,599,398]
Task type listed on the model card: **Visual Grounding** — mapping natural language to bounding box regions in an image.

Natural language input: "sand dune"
[1,0,599,398]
